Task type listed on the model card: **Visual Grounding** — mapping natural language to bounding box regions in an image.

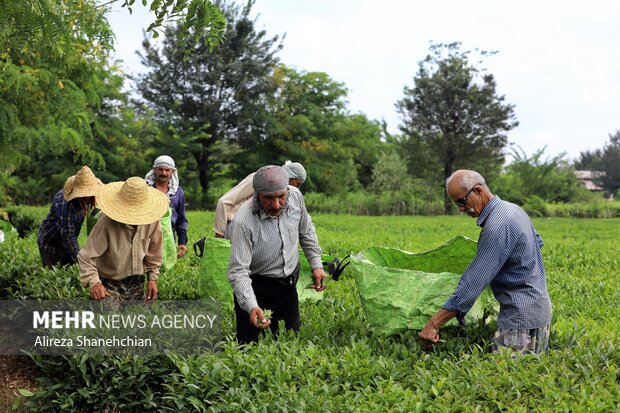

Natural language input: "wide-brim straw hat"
[96,177,169,225]
[63,165,104,202]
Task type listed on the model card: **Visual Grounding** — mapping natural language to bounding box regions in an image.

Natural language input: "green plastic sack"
[160,207,177,271]
[197,237,335,306]
[348,236,498,335]
[0,219,18,243]
[197,237,234,305]
[86,208,101,236]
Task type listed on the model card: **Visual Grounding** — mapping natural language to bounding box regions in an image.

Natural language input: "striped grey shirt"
[227,186,322,313]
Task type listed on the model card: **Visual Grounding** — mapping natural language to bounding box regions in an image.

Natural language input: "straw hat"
[63,165,104,202]
[95,177,169,225]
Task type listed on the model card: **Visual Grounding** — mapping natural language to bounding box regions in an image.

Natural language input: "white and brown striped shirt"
[227,186,322,313]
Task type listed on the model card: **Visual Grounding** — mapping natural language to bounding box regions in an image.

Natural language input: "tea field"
[1,210,619,412]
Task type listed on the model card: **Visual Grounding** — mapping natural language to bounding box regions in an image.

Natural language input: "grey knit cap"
[282,161,306,183]
[253,165,289,194]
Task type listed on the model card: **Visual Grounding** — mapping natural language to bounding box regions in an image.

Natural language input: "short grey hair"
[446,170,488,191]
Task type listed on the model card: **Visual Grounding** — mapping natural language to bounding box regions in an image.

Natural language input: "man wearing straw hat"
[213,160,307,239]
[145,155,188,258]
[37,165,103,268]
[227,165,325,344]
[77,177,169,301]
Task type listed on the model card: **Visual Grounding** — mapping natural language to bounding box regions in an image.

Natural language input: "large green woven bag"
[348,236,498,335]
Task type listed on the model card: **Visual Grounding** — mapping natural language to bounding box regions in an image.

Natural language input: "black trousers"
[39,246,74,268]
[234,267,300,344]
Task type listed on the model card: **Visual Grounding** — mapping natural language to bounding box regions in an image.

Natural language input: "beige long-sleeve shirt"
[78,214,163,289]
[213,173,255,237]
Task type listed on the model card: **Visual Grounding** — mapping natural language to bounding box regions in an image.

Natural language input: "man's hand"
[311,268,327,292]
[147,280,158,301]
[177,244,187,258]
[90,282,109,300]
[249,307,271,330]
[418,308,457,349]
[418,323,441,349]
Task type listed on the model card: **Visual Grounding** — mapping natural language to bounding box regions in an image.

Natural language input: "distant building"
[574,170,605,191]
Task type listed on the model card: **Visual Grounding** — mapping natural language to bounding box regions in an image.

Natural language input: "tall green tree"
[597,131,620,196]
[1,0,119,203]
[575,131,620,196]
[135,0,282,203]
[574,149,603,171]
[256,65,384,193]
[396,42,518,213]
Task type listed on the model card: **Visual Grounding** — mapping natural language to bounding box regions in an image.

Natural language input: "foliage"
[596,131,620,196]
[135,0,282,205]
[258,65,384,193]
[4,211,619,411]
[396,42,518,212]
[493,146,585,204]
[574,131,620,197]
[371,151,412,192]
[304,190,444,216]
[0,0,117,202]
[25,354,173,411]
[3,205,48,238]
[0,0,160,205]
[545,200,620,218]
[118,0,226,50]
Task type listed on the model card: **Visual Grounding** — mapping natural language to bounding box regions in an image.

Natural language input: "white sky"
[107,0,620,162]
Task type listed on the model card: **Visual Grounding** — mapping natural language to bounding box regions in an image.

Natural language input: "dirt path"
[0,355,38,412]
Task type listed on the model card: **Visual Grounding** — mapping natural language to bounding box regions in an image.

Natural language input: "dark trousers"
[39,247,74,268]
[100,275,145,301]
[234,269,300,344]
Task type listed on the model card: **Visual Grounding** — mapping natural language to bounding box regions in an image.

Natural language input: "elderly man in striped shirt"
[227,165,327,344]
[419,169,552,354]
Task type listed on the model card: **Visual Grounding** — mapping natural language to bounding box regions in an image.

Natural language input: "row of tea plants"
[0,210,618,411]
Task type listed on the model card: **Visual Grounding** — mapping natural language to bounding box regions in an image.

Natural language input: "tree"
[574,149,603,171]
[396,42,518,213]
[113,0,226,49]
[575,131,620,196]
[135,0,282,203]
[493,146,583,204]
[0,0,119,203]
[597,131,620,196]
[256,65,384,193]
[371,152,411,193]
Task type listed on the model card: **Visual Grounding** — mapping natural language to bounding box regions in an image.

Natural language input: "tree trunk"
[196,150,210,195]
[442,153,454,214]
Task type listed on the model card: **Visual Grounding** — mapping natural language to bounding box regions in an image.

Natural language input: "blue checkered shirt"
[443,196,552,329]
[37,190,86,264]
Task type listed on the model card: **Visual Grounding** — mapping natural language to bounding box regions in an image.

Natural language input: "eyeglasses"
[454,184,480,207]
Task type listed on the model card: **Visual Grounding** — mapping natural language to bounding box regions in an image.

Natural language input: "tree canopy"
[577,131,620,196]
[135,0,282,203]
[396,42,518,212]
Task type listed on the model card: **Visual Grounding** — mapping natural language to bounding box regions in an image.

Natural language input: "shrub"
[4,206,46,238]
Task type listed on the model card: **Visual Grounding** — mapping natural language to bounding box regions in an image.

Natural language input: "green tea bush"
[304,190,444,216]
[25,354,175,412]
[3,209,619,412]
[3,206,47,238]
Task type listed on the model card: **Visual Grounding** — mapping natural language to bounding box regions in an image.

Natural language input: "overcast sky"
[107,0,620,162]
